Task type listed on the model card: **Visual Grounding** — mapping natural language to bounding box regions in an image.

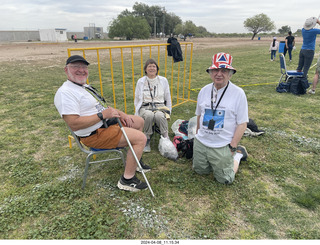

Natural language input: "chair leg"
[279,74,284,84]
[82,154,93,189]
[119,151,126,167]
[285,75,291,83]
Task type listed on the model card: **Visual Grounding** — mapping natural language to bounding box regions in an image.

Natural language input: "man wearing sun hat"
[192,52,249,184]
[296,17,320,78]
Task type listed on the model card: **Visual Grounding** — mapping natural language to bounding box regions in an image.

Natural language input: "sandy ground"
[0,37,303,64]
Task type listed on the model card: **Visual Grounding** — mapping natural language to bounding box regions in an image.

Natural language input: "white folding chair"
[278,53,304,84]
[67,126,126,189]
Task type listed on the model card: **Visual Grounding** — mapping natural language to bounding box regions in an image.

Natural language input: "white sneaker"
[308,89,315,94]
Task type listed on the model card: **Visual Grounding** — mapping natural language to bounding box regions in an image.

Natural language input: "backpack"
[289,77,309,95]
[276,81,291,93]
[172,136,194,159]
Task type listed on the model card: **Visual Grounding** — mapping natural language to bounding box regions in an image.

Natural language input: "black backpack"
[289,77,309,95]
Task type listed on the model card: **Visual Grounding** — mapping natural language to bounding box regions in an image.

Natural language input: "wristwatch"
[97,112,104,121]
[228,144,237,152]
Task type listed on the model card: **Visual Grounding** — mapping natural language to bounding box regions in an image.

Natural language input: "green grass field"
[0,39,320,239]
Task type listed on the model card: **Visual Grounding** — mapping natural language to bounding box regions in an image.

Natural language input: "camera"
[208,119,215,130]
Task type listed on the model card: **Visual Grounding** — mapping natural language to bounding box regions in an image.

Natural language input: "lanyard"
[211,81,229,115]
[70,81,108,107]
[146,78,156,102]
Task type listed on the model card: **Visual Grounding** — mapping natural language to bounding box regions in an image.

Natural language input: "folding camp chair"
[278,53,304,84]
[67,126,126,189]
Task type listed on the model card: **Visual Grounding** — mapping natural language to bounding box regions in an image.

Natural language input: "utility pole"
[162,7,166,39]
[153,14,157,38]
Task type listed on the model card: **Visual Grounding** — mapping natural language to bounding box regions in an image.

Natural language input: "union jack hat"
[206,52,236,74]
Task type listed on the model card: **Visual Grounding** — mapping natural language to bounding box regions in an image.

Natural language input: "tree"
[244,13,276,40]
[116,2,182,38]
[278,25,291,35]
[164,13,182,36]
[132,2,166,37]
[108,15,151,40]
[196,26,210,37]
[174,20,198,37]
[108,2,210,39]
[295,29,302,35]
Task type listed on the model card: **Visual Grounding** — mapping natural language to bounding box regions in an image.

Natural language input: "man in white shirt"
[54,55,151,192]
[193,52,249,184]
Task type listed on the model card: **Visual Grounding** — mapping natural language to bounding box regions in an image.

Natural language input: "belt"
[80,124,106,138]
[142,102,163,106]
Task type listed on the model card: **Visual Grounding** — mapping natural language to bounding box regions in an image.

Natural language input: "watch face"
[97,113,103,120]
[229,144,236,151]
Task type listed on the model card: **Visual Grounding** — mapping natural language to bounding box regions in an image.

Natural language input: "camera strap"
[146,77,159,110]
[69,80,109,127]
[69,80,108,108]
[211,81,229,116]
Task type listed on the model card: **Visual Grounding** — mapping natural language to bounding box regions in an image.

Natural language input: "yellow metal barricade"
[67,42,195,115]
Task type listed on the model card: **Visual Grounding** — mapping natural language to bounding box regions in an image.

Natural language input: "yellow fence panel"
[67,42,195,114]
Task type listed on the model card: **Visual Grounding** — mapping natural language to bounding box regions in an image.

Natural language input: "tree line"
[107,2,211,40]
[107,3,299,40]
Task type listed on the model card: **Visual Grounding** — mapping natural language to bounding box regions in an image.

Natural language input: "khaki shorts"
[80,124,122,149]
[192,138,235,184]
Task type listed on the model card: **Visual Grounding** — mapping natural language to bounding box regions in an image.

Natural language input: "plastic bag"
[158,136,178,160]
[188,116,197,139]
[171,119,184,136]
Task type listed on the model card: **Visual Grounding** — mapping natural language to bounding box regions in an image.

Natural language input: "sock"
[122,175,134,183]
[233,152,243,164]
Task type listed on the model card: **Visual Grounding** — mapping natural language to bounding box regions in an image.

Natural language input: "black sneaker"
[236,145,248,161]
[136,159,151,173]
[247,119,265,136]
[117,175,148,192]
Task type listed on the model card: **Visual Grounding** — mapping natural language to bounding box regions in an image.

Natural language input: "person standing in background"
[269,37,279,61]
[296,17,320,78]
[283,31,295,62]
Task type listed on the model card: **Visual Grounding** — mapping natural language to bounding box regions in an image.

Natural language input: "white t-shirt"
[54,80,104,137]
[195,81,248,148]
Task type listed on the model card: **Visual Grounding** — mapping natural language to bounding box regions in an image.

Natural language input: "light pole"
[153,14,157,39]
[162,7,166,39]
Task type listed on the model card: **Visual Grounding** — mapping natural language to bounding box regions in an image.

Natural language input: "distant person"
[308,55,320,94]
[297,17,320,78]
[283,31,295,62]
[54,55,151,192]
[192,52,248,184]
[74,34,77,43]
[134,59,172,152]
[269,37,279,61]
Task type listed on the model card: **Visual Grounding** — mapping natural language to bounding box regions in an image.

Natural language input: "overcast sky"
[1,0,319,33]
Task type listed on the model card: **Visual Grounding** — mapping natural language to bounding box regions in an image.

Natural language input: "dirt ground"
[0,37,303,63]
